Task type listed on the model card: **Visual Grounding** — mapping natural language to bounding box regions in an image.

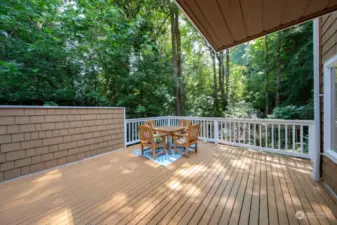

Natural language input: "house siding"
[0,107,125,181]
[320,11,337,196]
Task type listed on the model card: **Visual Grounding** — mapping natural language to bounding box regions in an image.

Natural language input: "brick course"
[0,107,124,181]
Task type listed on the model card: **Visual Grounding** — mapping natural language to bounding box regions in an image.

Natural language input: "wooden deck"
[0,142,336,225]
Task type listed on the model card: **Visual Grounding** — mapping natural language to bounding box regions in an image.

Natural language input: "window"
[324,54,337,163]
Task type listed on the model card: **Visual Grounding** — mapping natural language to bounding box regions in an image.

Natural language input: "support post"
[313,18,320,181]
[309,124,319,181]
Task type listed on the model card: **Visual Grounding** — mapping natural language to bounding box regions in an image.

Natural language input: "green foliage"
[240,22,313,113]
[229,65,247,103]
[0,0,173,118]
[223,101,258,118]
[0,0,314,119]
[268,102,314,120]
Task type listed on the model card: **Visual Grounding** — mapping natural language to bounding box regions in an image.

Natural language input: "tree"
[264,35,269,115]
[0,0,314,120]
[207,44,218,115]
[217,51,225,110]
[170,3,184,116]
[225,49,230,108]
[176,8,184,115]
[276,32,281,106]
[170,4,179,115]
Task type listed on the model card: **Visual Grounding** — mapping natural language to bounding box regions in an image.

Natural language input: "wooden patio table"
[153,126,186,153]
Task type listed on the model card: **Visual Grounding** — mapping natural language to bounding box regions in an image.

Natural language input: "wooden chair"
[179,120,192,128]
[138,125,167,159]
[144,120,156,128]
[173,124,200,157]
[179,119,192,134]
[144,120,157,133]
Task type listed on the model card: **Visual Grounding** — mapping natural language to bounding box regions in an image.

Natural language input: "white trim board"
[313,18,320,181]
[323,53,337,164]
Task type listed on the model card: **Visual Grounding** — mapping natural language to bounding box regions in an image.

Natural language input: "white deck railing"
[125,116,315,159]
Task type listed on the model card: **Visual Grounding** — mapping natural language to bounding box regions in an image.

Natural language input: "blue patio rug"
[132,144,198,167]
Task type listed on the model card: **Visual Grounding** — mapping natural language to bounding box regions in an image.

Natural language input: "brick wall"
[0,106,125,181]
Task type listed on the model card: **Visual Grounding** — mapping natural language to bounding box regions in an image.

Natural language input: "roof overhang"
[175,0,337,52]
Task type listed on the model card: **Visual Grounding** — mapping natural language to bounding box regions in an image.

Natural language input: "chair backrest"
[179,120,192,128]
[187,124,200,142]
[139,125,153,144]
[144,120,156,128]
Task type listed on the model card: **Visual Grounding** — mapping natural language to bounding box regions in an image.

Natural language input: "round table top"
[153,126,186,133]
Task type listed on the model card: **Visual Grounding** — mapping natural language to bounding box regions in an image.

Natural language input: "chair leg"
[152,145,156,159]
[163,136,167,154]
[163,143,167,155]
[195,143,198,153]
[141,144,144,155]
[185,144,189,157]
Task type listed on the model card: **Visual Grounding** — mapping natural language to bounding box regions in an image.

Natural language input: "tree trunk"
[225,49,230,108]
[170,5,180,116]
[276,33,281,106]
[175,10,184,115]
[210,48,218,114]
[217,51,225,110]
[265,35,269,115]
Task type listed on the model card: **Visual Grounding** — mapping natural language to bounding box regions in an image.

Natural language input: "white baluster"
[285,125,288,150]
[259,124,262,147]
[254,123,256,146]
[293,125,296,151]
[234,122,236,143]
[238,122,241,144]
[265,124,268,148]
[271,124,274,149]
[243,123,246,144]
[229,122,232,142]
[127,123,130,143]
[220,121,223,141]
[300,125,304,153]
[131,122,134,142]
[214,120,219,144]
[203,120,206,139]
[278,124,281,150]
[248,123,252,145]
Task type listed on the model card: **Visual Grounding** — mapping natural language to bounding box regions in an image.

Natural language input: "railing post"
[168,116,171,126]
[124,108,127,148]
[214,120,219,144]
[309,124,320,181]
[309,125,313,159]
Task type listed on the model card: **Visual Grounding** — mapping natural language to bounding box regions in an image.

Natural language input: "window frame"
[324,53,337,164]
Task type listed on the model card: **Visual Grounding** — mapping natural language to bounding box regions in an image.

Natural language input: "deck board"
[249,152,260,225]
[0,142,336,225]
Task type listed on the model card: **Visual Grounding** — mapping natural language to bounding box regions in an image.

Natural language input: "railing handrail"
[126,116,171,122]
[126,116,314,126]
